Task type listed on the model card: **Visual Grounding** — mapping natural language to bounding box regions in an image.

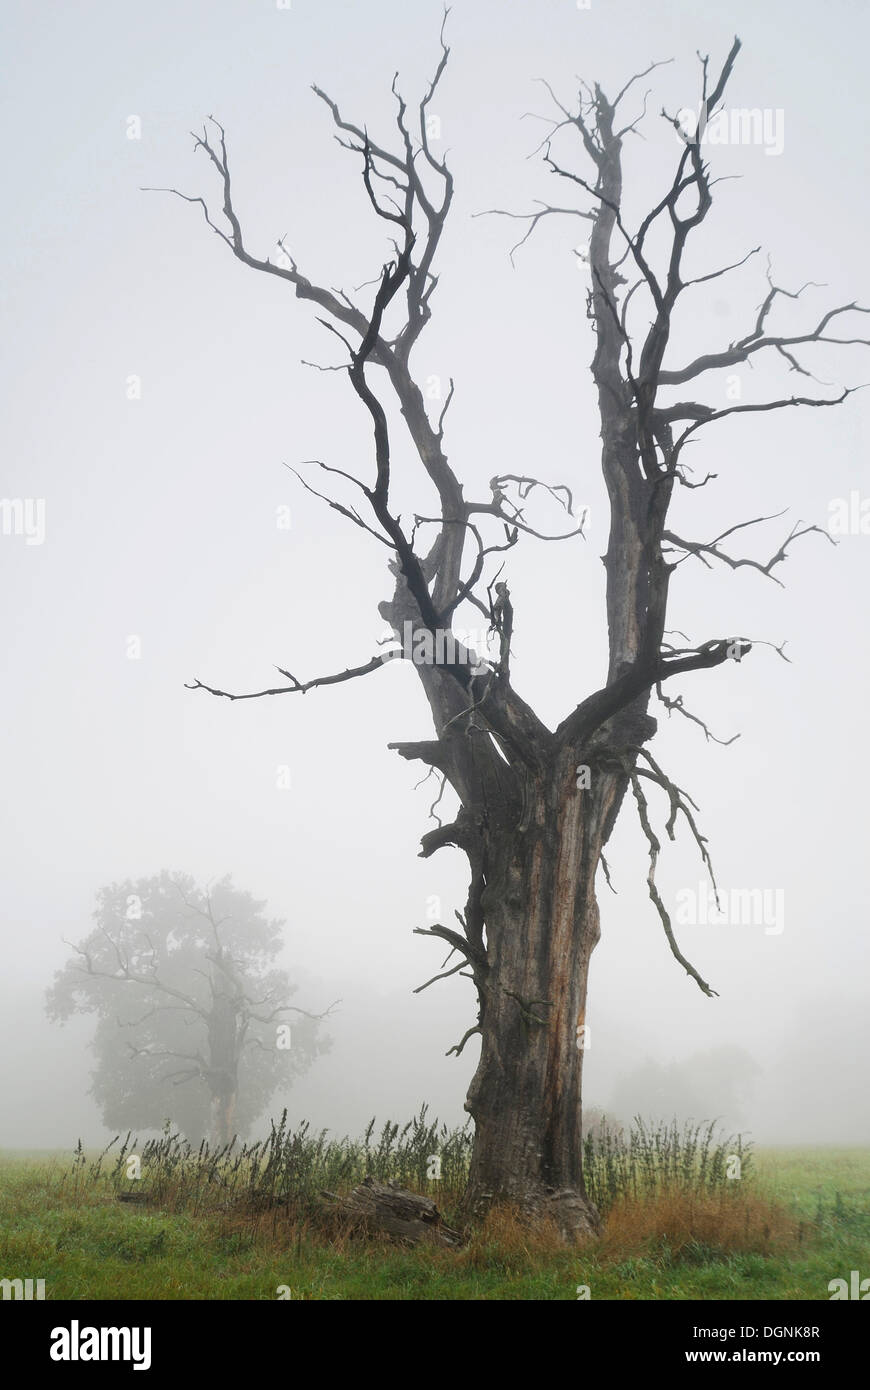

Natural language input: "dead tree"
[154,25,869,1236]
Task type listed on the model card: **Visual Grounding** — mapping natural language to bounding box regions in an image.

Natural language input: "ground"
[1,1146,867,1300]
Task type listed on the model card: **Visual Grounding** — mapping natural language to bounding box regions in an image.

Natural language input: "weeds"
[583,1116,752,1212]
[54,1109,775,1268]
[62,1112,754,1229]
[66,1106,472,1222]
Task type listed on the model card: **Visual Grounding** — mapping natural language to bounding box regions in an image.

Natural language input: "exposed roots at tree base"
[463,1186,601,1245]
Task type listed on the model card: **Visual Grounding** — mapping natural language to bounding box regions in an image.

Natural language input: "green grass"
[1,1138,867,1300]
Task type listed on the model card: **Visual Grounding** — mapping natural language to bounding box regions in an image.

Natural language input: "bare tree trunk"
[207,952,241,1146]
[209,1088,237,1148]
[459,745,643,1236]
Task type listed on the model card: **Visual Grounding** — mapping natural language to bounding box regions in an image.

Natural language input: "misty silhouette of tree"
[46,870,335,1143]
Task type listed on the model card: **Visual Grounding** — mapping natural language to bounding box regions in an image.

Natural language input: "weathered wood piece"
[324,1177,462,1247]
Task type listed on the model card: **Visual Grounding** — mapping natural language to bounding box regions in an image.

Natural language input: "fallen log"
[323,1177,463,1247]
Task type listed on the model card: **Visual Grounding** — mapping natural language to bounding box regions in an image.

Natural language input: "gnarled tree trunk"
[462,755,606,1232]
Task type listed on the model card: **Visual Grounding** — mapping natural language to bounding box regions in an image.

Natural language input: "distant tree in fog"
[46,871,334,1143]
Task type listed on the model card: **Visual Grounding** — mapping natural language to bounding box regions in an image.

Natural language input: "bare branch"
[661,303,870,387]
[628,769,718,998]
[663,514,834,587]
[655,685,739,746]
[185,653,395,702]
[473,202,595,266]
[446,1024,481,1058]
[682,245,761,288]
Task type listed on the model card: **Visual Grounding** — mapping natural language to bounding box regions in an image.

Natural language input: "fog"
[2,0,868,1155]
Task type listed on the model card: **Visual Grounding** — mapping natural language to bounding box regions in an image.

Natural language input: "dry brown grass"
[106,1156,802,1270]
[450,1185,801,1267]
[215,1183,801,1266]
[600,1185,800,1259]
[457,1202,583,1265]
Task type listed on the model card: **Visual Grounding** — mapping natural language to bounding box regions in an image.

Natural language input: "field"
[1,1121,868,1301]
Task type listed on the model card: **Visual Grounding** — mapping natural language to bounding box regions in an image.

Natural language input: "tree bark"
[460,742,642,1238]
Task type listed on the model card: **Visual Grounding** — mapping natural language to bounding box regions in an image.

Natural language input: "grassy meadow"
[1,1114,867,1300]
